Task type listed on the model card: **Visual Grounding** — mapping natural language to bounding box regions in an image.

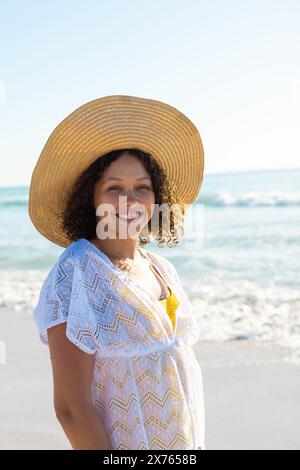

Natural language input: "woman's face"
[93,152,156,239]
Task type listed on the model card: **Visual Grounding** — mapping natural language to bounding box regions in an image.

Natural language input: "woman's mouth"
[116,211,142,221]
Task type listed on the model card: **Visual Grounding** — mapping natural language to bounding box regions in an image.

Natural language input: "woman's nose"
[118,190,144,213]
[121,189,137,202]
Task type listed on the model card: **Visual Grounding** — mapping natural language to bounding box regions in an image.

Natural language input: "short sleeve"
[33,253,97,355]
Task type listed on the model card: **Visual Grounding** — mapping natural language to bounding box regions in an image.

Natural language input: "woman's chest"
[127,262,169,301]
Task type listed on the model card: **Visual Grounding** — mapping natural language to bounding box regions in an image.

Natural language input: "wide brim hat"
[28,94,205,247]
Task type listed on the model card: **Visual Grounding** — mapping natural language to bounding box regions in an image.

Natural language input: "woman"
[29,95,206,450]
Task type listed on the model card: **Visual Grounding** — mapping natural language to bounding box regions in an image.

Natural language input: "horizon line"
[1,166,300,188]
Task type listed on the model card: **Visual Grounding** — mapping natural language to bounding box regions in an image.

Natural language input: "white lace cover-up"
[33,238,206,450]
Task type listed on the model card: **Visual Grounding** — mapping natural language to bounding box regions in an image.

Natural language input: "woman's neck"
[89,237,140,262]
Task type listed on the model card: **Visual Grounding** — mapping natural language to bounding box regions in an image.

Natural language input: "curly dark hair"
[58,148,186,248]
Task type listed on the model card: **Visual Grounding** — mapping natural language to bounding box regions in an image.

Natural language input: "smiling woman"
[29,94,206,450]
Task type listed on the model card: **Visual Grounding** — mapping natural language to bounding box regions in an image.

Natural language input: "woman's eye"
[107,185,152,192]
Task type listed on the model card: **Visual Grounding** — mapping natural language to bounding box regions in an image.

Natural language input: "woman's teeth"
[117,212,141,220]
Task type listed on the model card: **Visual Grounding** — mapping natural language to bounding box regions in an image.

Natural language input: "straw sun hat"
[28,95,205,247]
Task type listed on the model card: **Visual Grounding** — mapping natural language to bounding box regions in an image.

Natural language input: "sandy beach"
[0,307,299,450]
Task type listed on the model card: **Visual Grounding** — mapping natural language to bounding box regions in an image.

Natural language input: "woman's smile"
[116,211,142,222]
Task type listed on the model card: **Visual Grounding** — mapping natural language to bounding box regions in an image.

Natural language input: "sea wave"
[0,196,28,207]
[1,270,299,353]
[199,190,300,207]
[1,190,300,208]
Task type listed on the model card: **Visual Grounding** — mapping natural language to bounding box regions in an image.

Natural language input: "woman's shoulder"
[53,238,93,269]
[39,239,87,289]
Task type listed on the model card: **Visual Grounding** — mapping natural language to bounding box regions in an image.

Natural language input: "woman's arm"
[47,323,113,450]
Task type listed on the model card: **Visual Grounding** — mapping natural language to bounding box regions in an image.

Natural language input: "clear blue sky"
[0,0,299,186]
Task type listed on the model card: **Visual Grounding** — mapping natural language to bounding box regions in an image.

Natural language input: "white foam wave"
[1,270,300,353]
[213,190,300,207]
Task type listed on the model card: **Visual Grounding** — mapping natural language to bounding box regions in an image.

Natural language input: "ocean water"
[1,169,300,353]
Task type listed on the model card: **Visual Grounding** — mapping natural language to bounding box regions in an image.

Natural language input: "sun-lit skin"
[90,152,156,261]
